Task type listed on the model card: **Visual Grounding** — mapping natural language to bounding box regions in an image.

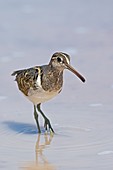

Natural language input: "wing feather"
[11,67,40,96]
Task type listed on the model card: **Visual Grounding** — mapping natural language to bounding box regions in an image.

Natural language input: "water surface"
[0,1,113,170]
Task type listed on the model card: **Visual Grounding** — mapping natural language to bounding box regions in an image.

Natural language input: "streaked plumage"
[12,52,85,133]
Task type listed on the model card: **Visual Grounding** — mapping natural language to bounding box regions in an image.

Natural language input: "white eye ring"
[57,57,62,63]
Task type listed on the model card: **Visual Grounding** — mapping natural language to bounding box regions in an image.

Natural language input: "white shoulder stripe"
[36,68,42,87]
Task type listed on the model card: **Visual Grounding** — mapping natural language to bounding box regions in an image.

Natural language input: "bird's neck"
[49,64,64,73]
[41,64,63,92]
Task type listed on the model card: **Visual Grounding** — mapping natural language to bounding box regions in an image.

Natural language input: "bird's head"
[49,52,85,83]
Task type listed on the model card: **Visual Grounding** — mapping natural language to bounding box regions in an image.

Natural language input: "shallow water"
[0,1,113,170]
[1,105,113,170]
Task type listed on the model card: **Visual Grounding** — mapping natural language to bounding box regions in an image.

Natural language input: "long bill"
[66,64,85,83]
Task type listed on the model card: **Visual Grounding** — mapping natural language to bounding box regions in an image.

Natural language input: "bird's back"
[12,65,63,101]
[12,66,40,96]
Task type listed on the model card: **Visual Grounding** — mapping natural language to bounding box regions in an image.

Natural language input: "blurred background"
[0,0,113,109]
[0,0,113,170]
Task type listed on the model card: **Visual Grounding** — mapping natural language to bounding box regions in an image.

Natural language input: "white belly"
[26,87,60,105]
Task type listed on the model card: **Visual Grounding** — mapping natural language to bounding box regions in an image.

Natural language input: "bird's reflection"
[23,134,56,170]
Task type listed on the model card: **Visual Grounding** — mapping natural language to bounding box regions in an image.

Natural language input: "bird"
[11,52,85,133]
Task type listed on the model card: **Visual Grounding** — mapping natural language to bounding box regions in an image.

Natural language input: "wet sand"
[0,1,113,170]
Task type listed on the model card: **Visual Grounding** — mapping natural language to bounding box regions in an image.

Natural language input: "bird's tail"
[11,70,23,76]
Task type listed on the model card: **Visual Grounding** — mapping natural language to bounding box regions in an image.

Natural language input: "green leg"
[34,105,41,133]
[37,104,54,133]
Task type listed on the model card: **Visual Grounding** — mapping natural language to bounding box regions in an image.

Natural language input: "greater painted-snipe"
[12,52,85,133]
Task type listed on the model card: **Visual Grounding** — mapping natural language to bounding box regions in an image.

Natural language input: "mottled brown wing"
[11,67,39,96]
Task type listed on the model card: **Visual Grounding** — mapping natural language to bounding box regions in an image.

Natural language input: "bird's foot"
[44,118,54,133]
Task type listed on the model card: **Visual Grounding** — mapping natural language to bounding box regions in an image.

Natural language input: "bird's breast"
[41,70,63,92]
[27,86,62,105]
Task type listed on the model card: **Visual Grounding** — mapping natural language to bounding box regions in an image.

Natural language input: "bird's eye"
[57,57,62,63]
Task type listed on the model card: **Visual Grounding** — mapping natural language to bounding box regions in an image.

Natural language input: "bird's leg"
[37,104,54,133]
[34,105,41,133]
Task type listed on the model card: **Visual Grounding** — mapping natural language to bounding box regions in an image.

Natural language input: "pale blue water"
[0,0,113,170]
